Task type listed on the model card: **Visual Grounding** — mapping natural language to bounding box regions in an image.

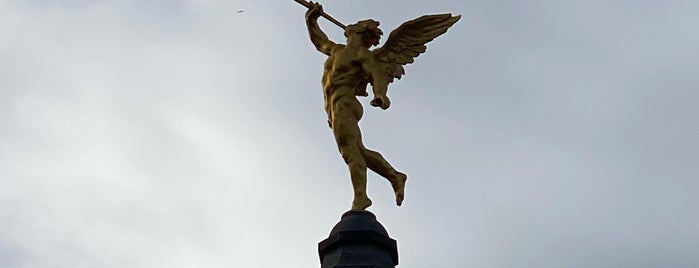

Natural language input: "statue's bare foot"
[351,196,373,211]
[392,172,407,206]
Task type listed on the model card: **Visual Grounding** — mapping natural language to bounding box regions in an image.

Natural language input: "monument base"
[318,211,398,268]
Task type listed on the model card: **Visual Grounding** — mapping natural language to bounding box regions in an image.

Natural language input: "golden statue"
[300,1,460,211]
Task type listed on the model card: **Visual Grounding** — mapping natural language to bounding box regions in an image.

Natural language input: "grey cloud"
[1,1,698,267]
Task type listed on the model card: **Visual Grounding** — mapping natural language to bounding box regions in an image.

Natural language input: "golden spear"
[294,0,346,29]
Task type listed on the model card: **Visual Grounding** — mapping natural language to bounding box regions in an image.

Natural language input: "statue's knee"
[340,149,365,167]
[349,160,367,170]
[340,150,355,164]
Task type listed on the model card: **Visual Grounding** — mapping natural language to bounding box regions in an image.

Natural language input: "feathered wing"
[373,13,461,83]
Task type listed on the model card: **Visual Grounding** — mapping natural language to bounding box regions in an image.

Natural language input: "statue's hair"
[345,19,383,46]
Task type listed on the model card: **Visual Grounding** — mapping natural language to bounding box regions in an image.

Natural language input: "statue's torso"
[322,45,366,122]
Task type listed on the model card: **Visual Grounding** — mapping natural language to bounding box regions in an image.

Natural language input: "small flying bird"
[236,10,245,14]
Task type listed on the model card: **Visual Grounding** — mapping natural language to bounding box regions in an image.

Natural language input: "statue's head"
[345,19,383,47]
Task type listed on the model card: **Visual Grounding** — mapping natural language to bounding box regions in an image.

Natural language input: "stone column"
[318,211,399,268]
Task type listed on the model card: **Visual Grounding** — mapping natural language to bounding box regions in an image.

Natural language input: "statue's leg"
[333,115,372,211]
[358,139,407,206]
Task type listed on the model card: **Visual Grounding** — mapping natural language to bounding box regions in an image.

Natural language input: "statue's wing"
[373,13,461,83]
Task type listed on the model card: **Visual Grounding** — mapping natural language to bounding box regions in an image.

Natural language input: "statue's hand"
[370,95,391,110]
[355,88,369,97]
[305,2,323,20]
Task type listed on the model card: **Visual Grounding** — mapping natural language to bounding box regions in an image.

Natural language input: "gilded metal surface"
[304,2,460,210]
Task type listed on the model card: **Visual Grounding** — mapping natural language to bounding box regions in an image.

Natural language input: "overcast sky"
[2,0,698,267]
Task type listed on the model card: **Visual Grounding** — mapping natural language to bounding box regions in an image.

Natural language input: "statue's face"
[345,19,383,47]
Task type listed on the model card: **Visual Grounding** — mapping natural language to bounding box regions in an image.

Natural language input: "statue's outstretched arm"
[305,3,336,56]
[360,50,391,110]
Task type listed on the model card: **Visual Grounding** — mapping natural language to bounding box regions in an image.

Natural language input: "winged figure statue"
[304,2,460,211]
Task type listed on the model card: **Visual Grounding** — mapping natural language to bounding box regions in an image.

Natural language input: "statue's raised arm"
[305,2,336,56]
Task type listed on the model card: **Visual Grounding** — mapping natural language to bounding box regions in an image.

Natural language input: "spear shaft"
[294,0,346,29]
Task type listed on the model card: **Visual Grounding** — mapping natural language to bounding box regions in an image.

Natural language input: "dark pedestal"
[318,211,399,268]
